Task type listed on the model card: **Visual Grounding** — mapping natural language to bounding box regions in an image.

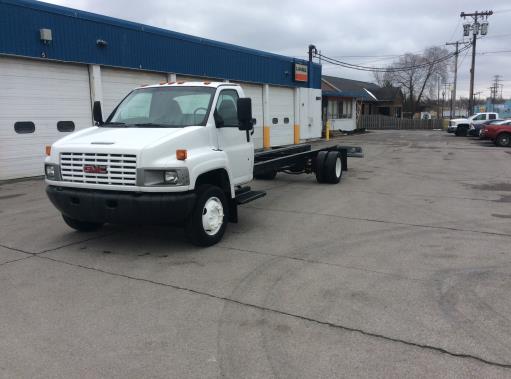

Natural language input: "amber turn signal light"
[45,145,51,156]
[176,149,187,160]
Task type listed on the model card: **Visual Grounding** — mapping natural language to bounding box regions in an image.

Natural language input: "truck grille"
[60,152,137,186]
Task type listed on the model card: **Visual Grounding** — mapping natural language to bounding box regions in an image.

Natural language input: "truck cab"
[448,112,499,136]
[45,82,255,246]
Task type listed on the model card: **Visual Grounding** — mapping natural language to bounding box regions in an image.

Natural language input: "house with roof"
[322,75,404,131]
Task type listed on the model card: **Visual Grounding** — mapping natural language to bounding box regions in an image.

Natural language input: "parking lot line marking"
[36,254,511,370]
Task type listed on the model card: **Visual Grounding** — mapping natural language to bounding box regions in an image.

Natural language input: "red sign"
[294,63,308,82]
[83,165,107,174]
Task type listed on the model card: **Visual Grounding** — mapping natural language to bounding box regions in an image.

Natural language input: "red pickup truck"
[480,120,511,147]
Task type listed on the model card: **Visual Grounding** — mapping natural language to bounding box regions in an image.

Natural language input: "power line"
[314,43,471,73]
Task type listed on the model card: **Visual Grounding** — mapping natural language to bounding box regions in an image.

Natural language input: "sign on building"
[294,63,308,82]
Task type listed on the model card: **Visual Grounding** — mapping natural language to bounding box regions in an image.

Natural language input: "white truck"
[447,112,499,136]
[45,82,361,246]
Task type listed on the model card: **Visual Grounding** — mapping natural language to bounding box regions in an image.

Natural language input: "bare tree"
[374,47,449,117]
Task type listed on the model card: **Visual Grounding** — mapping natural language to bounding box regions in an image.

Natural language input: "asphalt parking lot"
[1,130,511,378]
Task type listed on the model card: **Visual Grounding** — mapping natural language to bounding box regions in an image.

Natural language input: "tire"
[254,170,277,180]
[314,151,328,183]
[185,185,228,247]
[62,215,103,232]
[323,151,343,184]
[496,133,511,147]
[455,125,468,137]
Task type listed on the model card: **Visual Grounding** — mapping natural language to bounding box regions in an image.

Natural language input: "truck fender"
[190,159,234,198]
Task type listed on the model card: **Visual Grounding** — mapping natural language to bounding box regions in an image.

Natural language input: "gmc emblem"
[83,165,107,174]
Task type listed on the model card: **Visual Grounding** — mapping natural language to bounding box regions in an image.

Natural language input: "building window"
[57,121,75,132]
[327,98,353,119]
[284,117,290,124]
[341,99,353,119]
[272,118,278,124]
[14,121,35,134]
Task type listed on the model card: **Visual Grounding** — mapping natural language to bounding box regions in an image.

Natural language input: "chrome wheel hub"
[202,197,224,236]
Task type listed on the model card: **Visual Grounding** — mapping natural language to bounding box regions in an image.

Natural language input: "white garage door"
[101,67,166,118]
[269,86,294,146]
[239,84,264,149]
[0,56,92,180]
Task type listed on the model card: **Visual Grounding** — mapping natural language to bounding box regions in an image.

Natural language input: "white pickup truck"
[447,112,499,136]
[45,82,361,246]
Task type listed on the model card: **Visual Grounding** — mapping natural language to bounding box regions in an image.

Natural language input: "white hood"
[57,126,187,149]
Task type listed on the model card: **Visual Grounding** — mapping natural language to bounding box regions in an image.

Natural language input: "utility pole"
[445,41,461,118]
[437,75,441,119]
[460,10,493,116]
[489,75,503,112]
[442,83,451,119]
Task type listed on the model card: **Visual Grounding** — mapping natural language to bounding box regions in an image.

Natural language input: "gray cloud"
[48,0,511,98]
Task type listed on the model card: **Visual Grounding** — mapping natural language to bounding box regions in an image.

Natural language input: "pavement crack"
[36,255,511,370]
[36,231,119,255]
[0,243,34,255]
[0,256,35,267]
[245,206,511,239]
[219,245,430,283]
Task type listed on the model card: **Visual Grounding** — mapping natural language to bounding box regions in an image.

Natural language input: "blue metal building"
[0,0,321,88]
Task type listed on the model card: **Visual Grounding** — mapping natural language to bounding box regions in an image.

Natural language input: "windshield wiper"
[133,123,169,128]
[102,122,127,127]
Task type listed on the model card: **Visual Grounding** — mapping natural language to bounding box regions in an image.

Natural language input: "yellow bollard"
[263,126,270,150]
[325,120,330,141]
[293,124,300,145]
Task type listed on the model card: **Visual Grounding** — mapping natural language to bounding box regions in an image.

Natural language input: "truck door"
[214,88,253,185]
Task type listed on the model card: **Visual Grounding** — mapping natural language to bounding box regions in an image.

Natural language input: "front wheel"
[185,185,228,246]
[62,215,103,232]
[496,133,511,147]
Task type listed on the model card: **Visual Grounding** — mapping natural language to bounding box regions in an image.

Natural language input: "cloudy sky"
[46,0,511,99]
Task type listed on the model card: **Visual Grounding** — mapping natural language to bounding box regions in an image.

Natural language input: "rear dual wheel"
[315,151,343,184]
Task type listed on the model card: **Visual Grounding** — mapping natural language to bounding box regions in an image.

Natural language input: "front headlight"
[142,168,189,186]
[45,164,61,181]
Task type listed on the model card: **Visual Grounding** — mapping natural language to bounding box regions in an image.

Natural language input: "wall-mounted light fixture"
[40,28,52,44]
[96,39,108,47]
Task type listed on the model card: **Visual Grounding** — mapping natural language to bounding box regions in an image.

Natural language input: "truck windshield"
[106,86,216,127]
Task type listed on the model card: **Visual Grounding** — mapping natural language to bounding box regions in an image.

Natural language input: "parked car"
[448,112,499,136]
[480,120,511,146]
[468,118,504,137]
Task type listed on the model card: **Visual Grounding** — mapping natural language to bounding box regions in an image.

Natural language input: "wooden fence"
[358,115,443,130]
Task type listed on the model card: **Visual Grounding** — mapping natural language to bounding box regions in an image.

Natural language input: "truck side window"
[216,90,239,127]
[489,114,496,120]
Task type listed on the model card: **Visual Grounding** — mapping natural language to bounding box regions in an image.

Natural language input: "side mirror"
[237,98,253,131]
[93,101,104,126]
